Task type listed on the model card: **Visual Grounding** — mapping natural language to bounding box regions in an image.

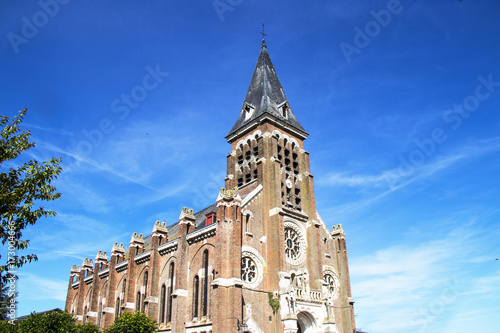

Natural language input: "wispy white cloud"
[321,137,500,217]
[351,227,474,332]
[18,272,67,302]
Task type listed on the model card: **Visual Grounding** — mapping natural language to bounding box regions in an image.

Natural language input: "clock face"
[286,179,293,189]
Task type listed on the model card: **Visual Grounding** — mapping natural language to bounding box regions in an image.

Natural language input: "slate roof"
[226,39,308,141]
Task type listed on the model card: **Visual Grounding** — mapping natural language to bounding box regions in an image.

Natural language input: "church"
[65,37,357,333]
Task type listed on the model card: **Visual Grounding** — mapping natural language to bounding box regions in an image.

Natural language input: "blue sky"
[1,1,499,332]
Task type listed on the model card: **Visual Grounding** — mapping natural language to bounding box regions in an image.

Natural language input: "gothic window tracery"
[284,221,306,265]
[324,273,336,294]
[241,257,257,283]
[285,227,301,260]
[241,247,264,289]
[323,270,340,301]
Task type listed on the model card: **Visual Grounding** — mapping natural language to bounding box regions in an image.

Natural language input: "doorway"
[296,311,317,333]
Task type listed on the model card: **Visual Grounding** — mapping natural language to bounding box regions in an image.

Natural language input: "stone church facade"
[65,39,356,333]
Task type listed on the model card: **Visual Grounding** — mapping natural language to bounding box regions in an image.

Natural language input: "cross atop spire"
[260,22,267,48]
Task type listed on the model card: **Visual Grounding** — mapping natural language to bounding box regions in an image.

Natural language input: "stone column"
[146,221,168,321]
[64,265,81,314]
[212,188,243,332]
[102,242,124,328]
[88,251,107,325]
[125,233,144,314]
[76,258,93,324]
[171,208,196,333]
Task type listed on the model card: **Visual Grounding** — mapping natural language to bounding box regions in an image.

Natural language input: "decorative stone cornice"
[158,239,178,256]
[130,232,144,245]
[281,207,309,222]
[115,260,128,273]
[145,296,158,304]
[124,302,135,309]
[98,267,109,279]
[71,265,81,274]
[211,277,244,288]
[173,289,188,297]
[82,258,93,268]
[134,249,151,264]
[179,207,196,221]
[112,242,125,254]
[95,250,107,262]
[84,274,93,285]
[86,311,97,317]
[331,224,345,237]
[152,220,168,235]
[186,224,216,245]
[217,187,241,201]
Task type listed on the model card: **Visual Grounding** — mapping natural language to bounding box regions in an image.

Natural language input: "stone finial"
[179,207,195,221]
[130,232,144,245]
[217,187,239,201]
[331,224,345,237]
[152,220,168,234]
[82,258,93,268]
[95,250,108,262]
[71,265,81,274]
[112,242,125,254]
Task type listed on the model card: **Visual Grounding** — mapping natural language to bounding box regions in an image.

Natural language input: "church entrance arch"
[296,311,317,333]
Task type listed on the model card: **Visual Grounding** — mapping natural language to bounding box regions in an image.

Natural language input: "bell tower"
[223,36,356,333]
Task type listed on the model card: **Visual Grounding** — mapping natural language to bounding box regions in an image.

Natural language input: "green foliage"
[77,322,101,333]
[105,311,157,333]
[0,320,17,333]
[0,108,62,285]
[0,281,17,321]
[268,292,280,314]
[3,309,99,333]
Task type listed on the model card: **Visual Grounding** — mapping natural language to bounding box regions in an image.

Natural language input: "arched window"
[202,250,209,317]
[193,275,199,319]
[159,284,166,324]
[115,297,120,320]
[121,278,126,305]
[83,305,87,324]
[97,302,102,327]
[166,262,175,323]
[136,291,141,312]
[142,271,148,312]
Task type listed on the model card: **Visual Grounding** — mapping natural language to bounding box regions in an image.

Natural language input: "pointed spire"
[226,36,308,141]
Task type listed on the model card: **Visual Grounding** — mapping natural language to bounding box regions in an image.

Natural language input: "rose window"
[284,227,301,260]
[241,257,257,283]
[324,274,336,294]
